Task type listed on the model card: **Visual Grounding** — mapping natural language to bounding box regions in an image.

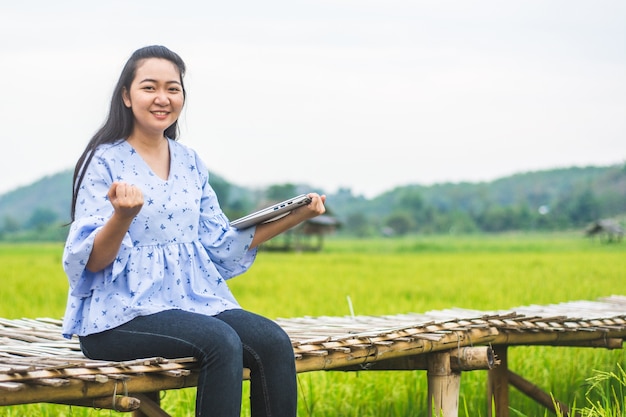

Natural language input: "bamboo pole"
[427,351,461,417]
[507,370,580,417]
[53,395,141,412]
[0,372,198,406]
[294,327,498,373]
[133,393,172,417]
[0,361,194,384]
[334,346,496,372]
[487,345,509,417]
[450,346,496,371]
[490,331,626,346]
[527,337,623,349]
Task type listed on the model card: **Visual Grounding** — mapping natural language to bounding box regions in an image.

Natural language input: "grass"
[0,233,625,416]
[582,364,626,416]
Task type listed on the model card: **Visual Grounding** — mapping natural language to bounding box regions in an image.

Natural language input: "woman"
[62,45,326,417]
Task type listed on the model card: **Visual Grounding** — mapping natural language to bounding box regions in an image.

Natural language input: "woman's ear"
[122,87,131,108]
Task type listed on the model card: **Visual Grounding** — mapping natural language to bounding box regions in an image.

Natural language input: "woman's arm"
[249,193,326,249]
[86,182,144,272]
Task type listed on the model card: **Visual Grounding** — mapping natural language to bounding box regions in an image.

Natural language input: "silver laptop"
[230,194,312,229]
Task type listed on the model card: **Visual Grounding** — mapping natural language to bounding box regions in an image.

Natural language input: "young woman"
[62,45,326,417]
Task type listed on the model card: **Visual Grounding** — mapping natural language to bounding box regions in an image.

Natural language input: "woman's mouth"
[152,111,170,119]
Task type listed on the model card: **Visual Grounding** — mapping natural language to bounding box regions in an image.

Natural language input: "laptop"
[230,194,312,229]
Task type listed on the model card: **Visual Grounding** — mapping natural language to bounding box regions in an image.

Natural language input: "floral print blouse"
[62,139,256,338]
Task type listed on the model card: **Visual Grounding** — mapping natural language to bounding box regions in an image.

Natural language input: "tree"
[475,206,518,232]
[26,208,58,231]
[266,184,298,201]
[2,215,21,233]
[393,189,430,232]
[344,212,373,238]
[431,211,479,234]
[210,175,231,205]
[556,187,600,227]
[385,212,415,236]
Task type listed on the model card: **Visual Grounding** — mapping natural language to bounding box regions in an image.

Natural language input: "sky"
[1,1,625,198]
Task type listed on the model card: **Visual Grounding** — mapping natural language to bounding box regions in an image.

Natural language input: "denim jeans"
[79,309,297,417]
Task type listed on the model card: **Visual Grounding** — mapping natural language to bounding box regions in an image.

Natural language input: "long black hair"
[70,45,187,221]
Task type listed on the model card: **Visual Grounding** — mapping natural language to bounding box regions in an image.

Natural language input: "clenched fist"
[108,181,144,220]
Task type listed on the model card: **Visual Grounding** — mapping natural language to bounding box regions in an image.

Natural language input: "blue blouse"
[62,139,257,338]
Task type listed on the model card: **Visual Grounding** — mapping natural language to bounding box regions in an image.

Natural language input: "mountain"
[1,163,625,237]
[0,170,73,225]
[0,168,257,226]
[330,164,625,213]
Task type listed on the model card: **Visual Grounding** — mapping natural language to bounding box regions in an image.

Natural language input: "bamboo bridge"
[1,296,625,417]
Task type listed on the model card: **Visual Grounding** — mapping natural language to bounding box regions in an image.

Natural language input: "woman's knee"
[249,319,294,363]
[214,309,294,362]
[266,322,292,355]
[193,318,243,364]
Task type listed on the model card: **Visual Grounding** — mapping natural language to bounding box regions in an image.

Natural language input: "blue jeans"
[79,309,297,417]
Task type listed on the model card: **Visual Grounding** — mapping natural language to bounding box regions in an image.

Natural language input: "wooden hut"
[262,214,340,252]
[585,219,624,242]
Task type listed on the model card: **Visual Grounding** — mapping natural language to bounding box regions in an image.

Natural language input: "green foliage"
[385,211,415,235]
[366,165,626,235]
[578,364,626,416]
[0,236,625,416]
[2,164,626,239]
[266,183,299,201]
[1,216,20,233]
[26,208,59,231]
[0,170,72,226]
[344,212,375,237]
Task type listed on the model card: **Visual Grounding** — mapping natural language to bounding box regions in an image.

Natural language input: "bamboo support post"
[507,370,580,417]
[427,351,461,417]
[487,345,509,417]
[133,392,170,417]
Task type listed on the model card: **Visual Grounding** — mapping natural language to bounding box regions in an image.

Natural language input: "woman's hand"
[249,192,327,249]
[293,193,326,221]
[108,181,144,219]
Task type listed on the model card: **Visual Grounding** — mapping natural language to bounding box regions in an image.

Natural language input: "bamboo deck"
[1,296,625,415]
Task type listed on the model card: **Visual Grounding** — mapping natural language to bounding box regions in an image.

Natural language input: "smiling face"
[122,58,185,140]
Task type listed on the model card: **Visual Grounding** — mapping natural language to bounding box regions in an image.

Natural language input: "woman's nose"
[154,90,170,105]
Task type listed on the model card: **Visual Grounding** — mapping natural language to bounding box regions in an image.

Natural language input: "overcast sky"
[2,1,625,198]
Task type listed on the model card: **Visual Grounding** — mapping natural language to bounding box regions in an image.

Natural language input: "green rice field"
[1,233,625,416]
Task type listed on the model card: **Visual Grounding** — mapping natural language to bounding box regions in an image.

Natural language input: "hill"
[0,170,73,226]
[0,163,625,239]
[0,169,250,227]
[333,164,626,235]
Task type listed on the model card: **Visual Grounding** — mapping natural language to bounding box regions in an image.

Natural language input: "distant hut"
[585,219,624,242]
[262,214,341,252]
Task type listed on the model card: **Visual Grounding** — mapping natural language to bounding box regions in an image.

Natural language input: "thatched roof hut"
[262,214,341,251]
[585,219,624,242]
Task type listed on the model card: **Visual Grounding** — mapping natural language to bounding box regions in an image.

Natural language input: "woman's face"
[122,58,184,138]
